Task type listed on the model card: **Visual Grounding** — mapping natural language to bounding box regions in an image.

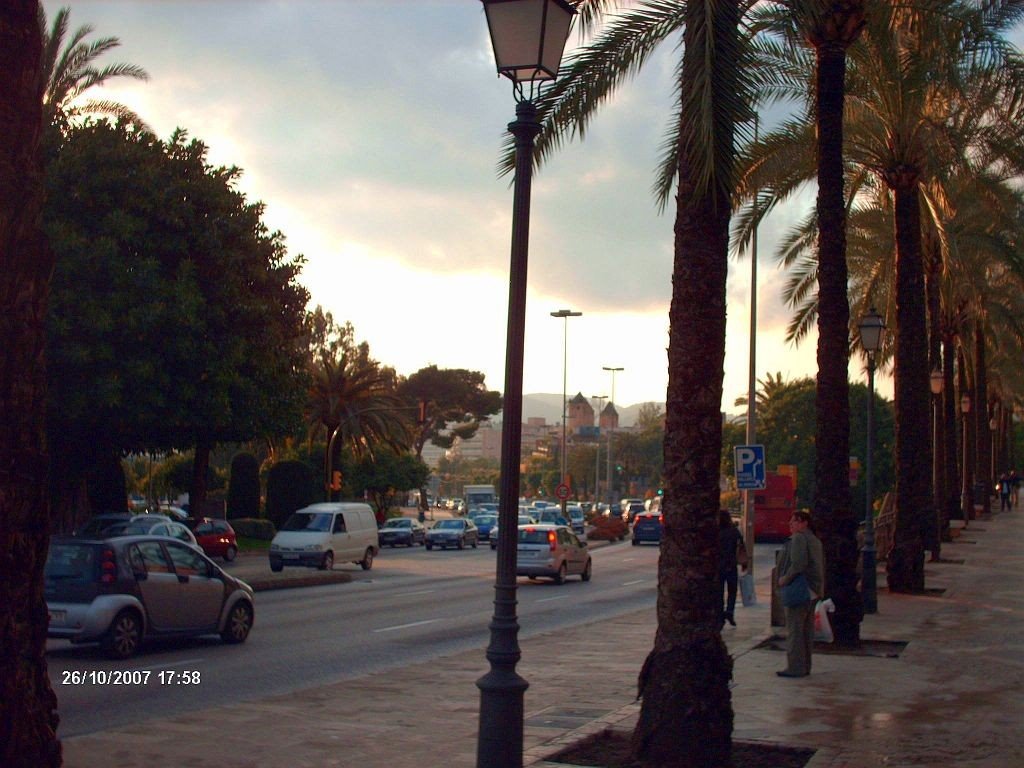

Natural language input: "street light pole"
[930,369,944,560]
[858,308,885,614]
[961,393,972,525]
[603,365,623,506]
[478,3,575,767]
[552,309,582,516]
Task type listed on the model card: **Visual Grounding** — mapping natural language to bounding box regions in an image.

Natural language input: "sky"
[44,0,950,414]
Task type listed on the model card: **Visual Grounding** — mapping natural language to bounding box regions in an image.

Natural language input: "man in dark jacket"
[776,509,824,677]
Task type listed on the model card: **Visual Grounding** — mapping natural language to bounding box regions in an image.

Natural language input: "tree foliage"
[346,449,430,523]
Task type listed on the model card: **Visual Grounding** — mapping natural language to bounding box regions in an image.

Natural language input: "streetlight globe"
[858,307,885,353]
[930,369,944,395]
[961,394,971,414]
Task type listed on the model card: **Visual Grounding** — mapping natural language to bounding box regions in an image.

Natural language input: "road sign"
[734,445,766,490]
[554,483,571,501]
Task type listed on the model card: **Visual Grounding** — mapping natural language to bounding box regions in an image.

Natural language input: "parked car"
[565,504,587,539]
[622,501,646,526]
[474,514,498,541]
[515,524,592,584]
[425,518,478,550]
[45,535,254,659]
[187,517,238,561]
[118,518,200,550]
[379,517,426,547]
[74,512,131,538]
[489,514,537,550]
[269,503,379,572]
[535,509,570,527]
[631,512,663,545]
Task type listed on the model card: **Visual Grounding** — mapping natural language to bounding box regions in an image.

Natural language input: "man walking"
[776,510,824,678]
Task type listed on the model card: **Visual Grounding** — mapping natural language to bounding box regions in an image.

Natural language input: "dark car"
[187,517,238,561]
[45,535,254,659]
[425,518,478,550]
[379,517,426,547]
[74,513,132,538]
[631,512,663,545]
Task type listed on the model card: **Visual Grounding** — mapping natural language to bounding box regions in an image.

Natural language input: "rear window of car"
[385,519,411,528]
[518,529,553,545]
[45,543,97,583]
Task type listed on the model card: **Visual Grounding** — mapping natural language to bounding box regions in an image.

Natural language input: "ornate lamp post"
[858,308,885,614]
[478,3,575,766]
[930,369,944,558]
[551,309,582,515]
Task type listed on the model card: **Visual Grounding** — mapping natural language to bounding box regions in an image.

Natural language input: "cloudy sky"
[48,0,964,412]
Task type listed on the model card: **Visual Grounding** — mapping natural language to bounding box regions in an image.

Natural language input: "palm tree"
[1,3,62,766]
[38,5,148,132]
[515,1,746,762]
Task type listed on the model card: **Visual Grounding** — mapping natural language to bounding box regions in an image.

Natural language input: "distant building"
[600,402,619,431]
[568,392,594,433]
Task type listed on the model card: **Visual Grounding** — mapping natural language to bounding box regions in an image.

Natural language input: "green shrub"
[230,517,276,541]
[265,460,315,529]
[227,452,261,519]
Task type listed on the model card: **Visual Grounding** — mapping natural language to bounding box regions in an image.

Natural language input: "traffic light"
[330,470,342,492]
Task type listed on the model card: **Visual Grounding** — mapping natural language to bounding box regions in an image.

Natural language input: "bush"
[230,517,276,541]
[265,460,315,530]
[227,452,261,519]
[588,516,627,541]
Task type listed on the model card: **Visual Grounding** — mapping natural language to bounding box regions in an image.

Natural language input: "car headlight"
[270,544,280,552]
[303,544,323,552]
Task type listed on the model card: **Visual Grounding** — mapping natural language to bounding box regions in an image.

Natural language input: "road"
[47,538,780,738]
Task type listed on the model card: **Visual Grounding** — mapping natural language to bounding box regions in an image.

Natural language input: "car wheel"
[102,609,142,660]
[632,538,639,546]
[581,559,592,582]
[490,542,497,550]
[223,545,237,562]
[457,538,464,550]
[360,548,374,570]
[426,543,433,550]
[320,551,334,570]
[221,600,253,644]
[270,560,283,573]
[553,563,567,585]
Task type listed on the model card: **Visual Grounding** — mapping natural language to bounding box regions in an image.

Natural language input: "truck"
[753,471,797,541]
[463,484,497,513]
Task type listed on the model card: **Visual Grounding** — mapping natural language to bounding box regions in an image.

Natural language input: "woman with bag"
[718,510,748,628]
[776,509,824,678]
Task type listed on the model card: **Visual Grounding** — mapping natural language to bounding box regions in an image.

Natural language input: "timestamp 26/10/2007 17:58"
[61,669,202,686]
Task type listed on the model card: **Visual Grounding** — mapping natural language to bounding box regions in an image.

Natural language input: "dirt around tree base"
[548,728,814,768]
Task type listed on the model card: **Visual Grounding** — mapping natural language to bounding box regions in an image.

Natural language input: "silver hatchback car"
[516,524,592,584]
[46,535,254,659]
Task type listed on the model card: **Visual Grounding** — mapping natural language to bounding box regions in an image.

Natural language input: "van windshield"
[282,513,332,532]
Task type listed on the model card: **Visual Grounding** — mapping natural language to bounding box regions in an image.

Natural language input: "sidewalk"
[62,509,1024,768]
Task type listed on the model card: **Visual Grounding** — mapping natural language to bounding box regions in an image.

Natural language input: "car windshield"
[282,512,332,532]
[46,543,97,582]
[435,519,463,530]
[476,515,497,526]
[384,519,411,528]
[568,509,583,520]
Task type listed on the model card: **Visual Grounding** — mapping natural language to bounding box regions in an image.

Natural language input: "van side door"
[330,512,352,561]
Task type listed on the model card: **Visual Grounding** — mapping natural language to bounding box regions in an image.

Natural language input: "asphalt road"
[46,538,781,738]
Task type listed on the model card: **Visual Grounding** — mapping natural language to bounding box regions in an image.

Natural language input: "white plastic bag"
[814,598,835,643]
[740,571,756,606]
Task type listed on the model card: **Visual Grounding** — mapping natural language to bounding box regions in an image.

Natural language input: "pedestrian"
[1010,469,1020,508]
[718,510,748,628]
[776,509,824,678]
[998,472,1011,512]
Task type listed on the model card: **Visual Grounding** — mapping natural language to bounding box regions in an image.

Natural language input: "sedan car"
[74,512,131,538]
[516,524,591,584]
[631,512,663,545]
[118,518,200,550]
[425,518,478,550]
[187,517,238,561]
[379,517,426,547]
[45,535,254,659]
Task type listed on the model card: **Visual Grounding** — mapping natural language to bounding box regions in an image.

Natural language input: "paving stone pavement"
[61,507,1024,768]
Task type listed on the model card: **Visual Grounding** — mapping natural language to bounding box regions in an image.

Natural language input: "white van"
[268,503,379,572]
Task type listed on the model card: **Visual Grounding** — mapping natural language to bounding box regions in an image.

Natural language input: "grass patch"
[237,535,271,552]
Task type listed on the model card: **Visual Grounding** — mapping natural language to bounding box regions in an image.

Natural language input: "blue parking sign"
[734,445,766,490]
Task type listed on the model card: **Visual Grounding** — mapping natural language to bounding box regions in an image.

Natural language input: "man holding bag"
[776,510,824,678]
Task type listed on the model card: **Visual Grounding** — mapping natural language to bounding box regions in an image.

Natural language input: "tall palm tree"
[1,3,62,766]
[514,1,747,762]
[38,5,148,132]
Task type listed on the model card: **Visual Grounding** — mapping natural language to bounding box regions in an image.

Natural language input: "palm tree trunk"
[958,345,975,521]
[925,240,942,558]
[632,2,737,764]
[973,324,991,516]
[886,182,930,592]
[812,40,860,647]
[0,2,63,764]
[941,334,958,541]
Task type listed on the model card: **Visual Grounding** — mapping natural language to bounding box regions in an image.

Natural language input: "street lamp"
[858,308,885,614]
[478,3,575,766]
[591,394,606,500]
[551,309,582,515]
[961,393,972,523]
[603,365,623,505]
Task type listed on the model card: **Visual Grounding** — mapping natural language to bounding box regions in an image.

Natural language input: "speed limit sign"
[555,483,571,501]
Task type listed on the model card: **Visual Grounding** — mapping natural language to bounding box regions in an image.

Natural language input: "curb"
[247,572,353,592]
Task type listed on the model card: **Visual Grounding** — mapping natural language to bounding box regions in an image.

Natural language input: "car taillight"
[548,531,557,551]
[100,547,117,584]
[659,515,663,524]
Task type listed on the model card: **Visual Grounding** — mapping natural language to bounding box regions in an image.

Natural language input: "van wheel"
[553,563,567,585]
[360,548,374,570]
[320,551,334,570]
[103,610,142,659]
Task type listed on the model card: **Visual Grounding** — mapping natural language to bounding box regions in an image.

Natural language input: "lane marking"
[402,589,436,597]
[373,619,440,633]
[622,579,646,587]
[535,595,570,604]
